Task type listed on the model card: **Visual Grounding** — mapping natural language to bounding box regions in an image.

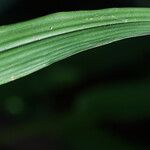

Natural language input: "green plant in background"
[0,8,150,85]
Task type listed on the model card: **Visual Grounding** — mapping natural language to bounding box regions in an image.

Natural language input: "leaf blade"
[0,8,150,85]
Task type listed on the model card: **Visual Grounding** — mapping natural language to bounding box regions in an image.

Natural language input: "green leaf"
[0,8,150,85]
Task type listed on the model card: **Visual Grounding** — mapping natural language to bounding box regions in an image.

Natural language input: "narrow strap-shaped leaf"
[0,8,150,85]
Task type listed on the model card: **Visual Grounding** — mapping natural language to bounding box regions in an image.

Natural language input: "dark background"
[0,0,150,150]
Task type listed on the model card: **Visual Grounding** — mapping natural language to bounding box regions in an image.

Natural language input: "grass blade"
[0,8,150,85]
